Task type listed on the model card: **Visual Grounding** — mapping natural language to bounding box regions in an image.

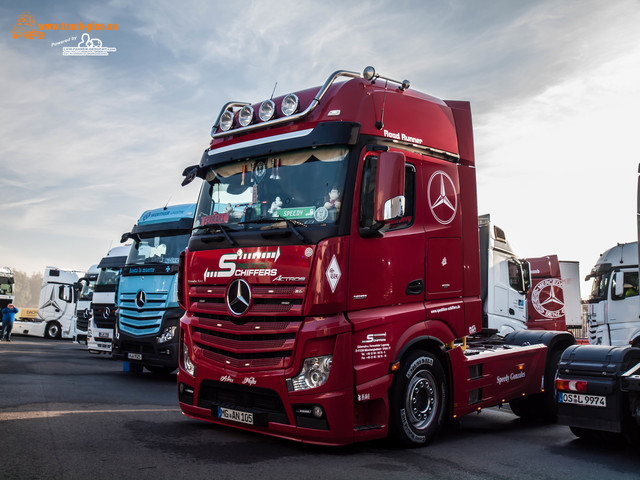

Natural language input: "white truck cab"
[13,267,82,339]
[479,214,531,335]
[585,242,640,347]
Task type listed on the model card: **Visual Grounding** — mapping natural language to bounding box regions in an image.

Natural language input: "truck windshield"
[127,233,190,265]
[194,146,349,231]
[588,274,609,302]
[0,279,13,296]
[79,276,97,301]
[96,267,120,292]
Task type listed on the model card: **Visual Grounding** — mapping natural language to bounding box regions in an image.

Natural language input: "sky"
[1,0,639,298]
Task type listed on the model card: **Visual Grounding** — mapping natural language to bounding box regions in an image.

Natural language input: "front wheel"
[389,350,448,447]
[45,322,62,339]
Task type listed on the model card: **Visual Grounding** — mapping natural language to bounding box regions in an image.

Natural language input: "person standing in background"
[1,303,19,342]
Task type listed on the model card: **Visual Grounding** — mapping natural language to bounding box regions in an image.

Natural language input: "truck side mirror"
[182,165,199,186]
[522,260,532,293]
[373,151,406,223]
[613,271,625,298]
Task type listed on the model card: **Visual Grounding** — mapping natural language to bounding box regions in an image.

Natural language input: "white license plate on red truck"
[217,407,254,425]
[558,392,606,407]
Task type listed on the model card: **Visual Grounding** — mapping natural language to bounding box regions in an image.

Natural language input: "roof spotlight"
[259,100,276,122]
[238,105,254,127]
[218,110,234,132]
[281,94,299,116]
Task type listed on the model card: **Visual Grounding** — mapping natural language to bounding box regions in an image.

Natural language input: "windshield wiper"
[239,216,307,242]
[193,224,238,246]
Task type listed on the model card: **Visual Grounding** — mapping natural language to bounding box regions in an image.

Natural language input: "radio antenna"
[164,196,171,210]
[270,81,278,100]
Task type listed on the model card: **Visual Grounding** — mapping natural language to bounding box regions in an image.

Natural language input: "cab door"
[347,148,424,311]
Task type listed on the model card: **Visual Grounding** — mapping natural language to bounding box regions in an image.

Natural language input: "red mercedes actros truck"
[177,67,575,446]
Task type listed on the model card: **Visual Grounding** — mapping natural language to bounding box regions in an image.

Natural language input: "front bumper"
[177,316,390,446]
[113,331,178,368]
[178,375,357,445]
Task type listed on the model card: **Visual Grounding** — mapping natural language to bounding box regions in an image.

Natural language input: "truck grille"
[118,291,168,336]
[188,283,305,371]
[193,314,301,370]
[92,304,117,329]
[76,316,90,332]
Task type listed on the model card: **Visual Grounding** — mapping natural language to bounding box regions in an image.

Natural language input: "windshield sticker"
[314,207,329,222]
[276,207,315,219]
[202,212,230,225]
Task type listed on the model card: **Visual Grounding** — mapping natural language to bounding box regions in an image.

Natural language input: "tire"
[45,322,62,339]
[389,350,447,447]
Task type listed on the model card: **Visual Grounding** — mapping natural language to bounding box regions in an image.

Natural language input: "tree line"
[13,270,43,308]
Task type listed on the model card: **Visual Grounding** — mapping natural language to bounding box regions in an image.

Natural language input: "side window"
[58,285,72,303]
[508,259,525,294]
[612,271,639,300]
[359,155,415,232]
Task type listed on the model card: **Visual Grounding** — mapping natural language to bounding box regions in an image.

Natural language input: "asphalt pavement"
[1,336,639,480]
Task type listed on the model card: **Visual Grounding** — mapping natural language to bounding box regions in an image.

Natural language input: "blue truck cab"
[113,204,196,373]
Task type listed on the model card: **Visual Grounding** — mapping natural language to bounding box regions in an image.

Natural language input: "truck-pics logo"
[11,11,118,41]
[531,278,565,319]
[427,171,457,225]
[204,247,281,279]
[12,12,44,39]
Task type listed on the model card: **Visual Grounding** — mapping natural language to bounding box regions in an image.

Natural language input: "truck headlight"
[287,355,332,391]
[156,326,177,343]
[182,342,195,377]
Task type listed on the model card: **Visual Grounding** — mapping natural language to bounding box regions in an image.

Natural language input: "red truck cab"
[177,67,574,446]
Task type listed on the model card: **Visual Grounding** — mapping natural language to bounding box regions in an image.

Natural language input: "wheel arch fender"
[504,330,576,363]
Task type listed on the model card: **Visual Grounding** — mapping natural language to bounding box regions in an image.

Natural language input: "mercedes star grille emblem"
[226,279,251,316]
[136,290,147,308]
[103,307,111,319]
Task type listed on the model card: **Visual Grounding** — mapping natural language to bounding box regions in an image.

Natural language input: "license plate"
[558,392,607,407]
[217,407,254,425]
[127,353,142,361]
[99,332,110,338]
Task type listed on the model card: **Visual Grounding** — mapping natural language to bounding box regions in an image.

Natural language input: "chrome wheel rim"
[405,369,438,430]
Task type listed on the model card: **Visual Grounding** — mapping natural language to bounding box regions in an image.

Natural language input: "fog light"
[312,406,324,418]
[218,110,234,132]
[238,105,254,127]
[281,94,299,116]
[259,99,276,122]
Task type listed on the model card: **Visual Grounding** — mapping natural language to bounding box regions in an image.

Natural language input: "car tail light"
[555,378,588,392]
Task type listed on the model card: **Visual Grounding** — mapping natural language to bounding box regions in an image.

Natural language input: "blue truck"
[112,204,196,373]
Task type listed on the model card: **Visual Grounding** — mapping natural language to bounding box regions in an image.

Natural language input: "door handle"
[406,279,424,295]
